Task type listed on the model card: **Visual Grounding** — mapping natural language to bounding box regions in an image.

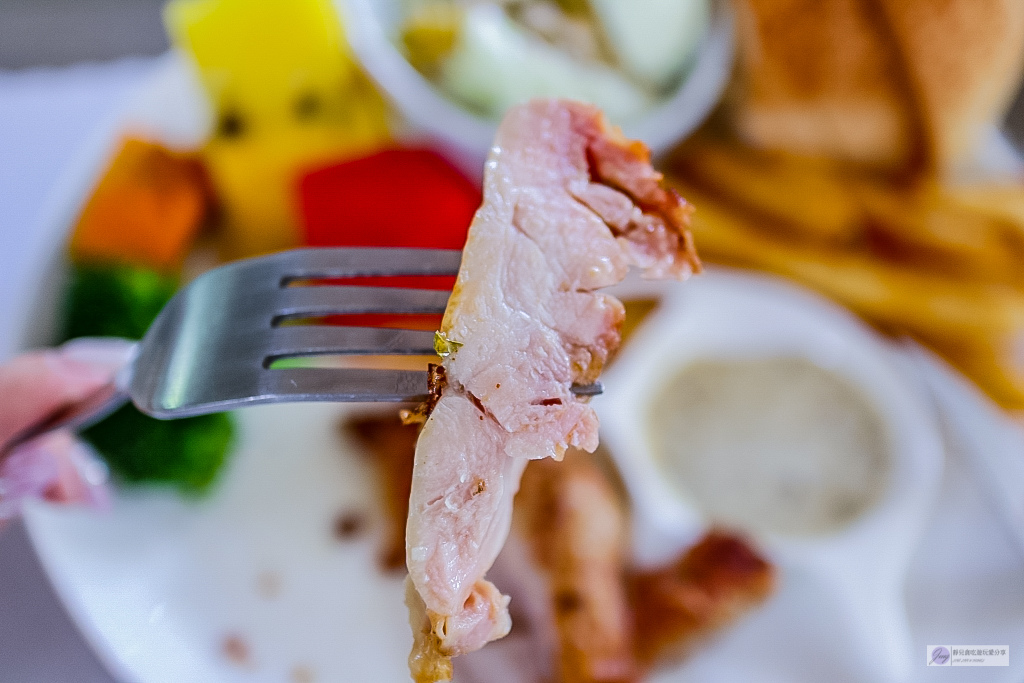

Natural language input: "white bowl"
[598,270,945,682]
[340,0,734,171]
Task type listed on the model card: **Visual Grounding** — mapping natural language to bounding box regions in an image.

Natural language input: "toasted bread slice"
[731,0,1024,171]
[730,0,917,168]
[875,0,1024,170]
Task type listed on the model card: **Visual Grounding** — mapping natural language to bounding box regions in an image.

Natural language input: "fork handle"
[0,382,130,461]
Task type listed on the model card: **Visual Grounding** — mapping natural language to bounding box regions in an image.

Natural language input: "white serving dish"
[600,271,944,682]
[340,0,734,173]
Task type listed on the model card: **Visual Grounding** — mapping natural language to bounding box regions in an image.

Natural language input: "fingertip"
[58,338,135,374]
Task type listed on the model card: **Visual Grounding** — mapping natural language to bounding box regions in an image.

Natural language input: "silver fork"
[3,247,601,456]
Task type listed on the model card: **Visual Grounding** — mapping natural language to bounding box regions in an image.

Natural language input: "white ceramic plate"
[25,402,413,683]
[16,51,1024,683]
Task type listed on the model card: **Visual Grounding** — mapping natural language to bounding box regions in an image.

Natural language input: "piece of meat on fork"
[403,98,700,682]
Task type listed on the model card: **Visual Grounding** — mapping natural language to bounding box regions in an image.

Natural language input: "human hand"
[0,339,132,524]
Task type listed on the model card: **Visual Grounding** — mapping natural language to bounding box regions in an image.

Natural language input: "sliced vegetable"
[165,0,391,259]
[300,147,480,251]
[440,4,652,121]
[589,0,710,90]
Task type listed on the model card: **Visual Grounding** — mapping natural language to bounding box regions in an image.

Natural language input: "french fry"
[670,180,1024,407]
[946,183,1024,229]
[853,179,1024,285]
[913,329,1024,411]
[675,182,1024,336]
[944,183,1024,259]
[670,140,864,245]
[673,139,1024,287]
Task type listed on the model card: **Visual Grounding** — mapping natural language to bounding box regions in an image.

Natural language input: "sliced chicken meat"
[500,452,776,683]
[404,98,700,682]
[508,450,638,683]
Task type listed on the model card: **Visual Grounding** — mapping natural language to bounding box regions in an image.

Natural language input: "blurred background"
[0,0,168,68]
[2,0,1023,147]
[6,0,1024,143]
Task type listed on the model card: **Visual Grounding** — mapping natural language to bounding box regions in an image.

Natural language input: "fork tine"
[273,286,450,320]
[267,327,437,361]
[267,247,462,283]
[262,369,600,404]
[131,247,602,419]
[265,368,430,403]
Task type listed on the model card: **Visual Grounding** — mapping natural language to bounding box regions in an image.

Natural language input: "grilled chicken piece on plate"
[404,98,700,682]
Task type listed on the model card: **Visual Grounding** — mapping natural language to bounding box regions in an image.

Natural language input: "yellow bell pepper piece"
[165,0,391,259]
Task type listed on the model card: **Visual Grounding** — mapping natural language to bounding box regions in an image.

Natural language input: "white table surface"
[0,57,160,683]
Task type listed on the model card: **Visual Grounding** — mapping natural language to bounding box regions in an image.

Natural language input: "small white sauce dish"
[339,0,735,171]
[598,270,945,683]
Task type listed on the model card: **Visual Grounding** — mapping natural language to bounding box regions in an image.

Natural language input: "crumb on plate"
[256,571,282,599]
[221,634,251,667]
[291,664,316,682]
[333,510,367,540]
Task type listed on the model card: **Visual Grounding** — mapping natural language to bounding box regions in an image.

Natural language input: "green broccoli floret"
[81,406,234,494]
[61,263,178,341]
[60,262,236,494]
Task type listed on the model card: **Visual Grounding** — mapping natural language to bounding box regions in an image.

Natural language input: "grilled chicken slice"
[629,532,776,666]
[504,454,775,683]
[405,98,699,682]
[510,451,638,683]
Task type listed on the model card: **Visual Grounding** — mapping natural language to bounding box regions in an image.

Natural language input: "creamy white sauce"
[647,358,890,537]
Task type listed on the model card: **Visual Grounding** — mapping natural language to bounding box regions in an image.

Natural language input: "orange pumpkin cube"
[70,138,210,271]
